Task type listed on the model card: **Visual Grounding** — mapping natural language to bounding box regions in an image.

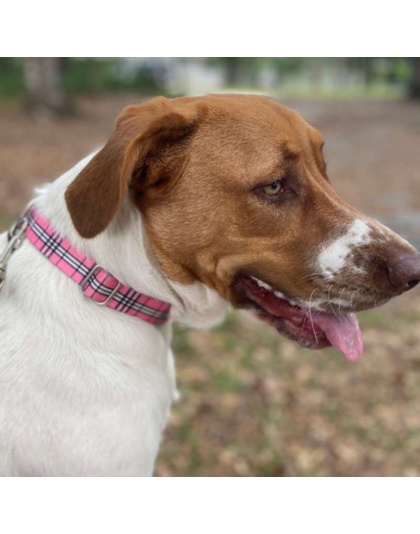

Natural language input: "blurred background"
[1,57,420,476]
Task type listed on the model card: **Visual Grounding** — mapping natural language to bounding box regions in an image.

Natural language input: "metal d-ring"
[0,215,29,292]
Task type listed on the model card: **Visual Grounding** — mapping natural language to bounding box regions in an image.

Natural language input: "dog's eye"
[261,180,283,197]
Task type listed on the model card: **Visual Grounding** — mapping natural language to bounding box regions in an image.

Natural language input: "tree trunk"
[22,57,71,117]
[407,58,420,99]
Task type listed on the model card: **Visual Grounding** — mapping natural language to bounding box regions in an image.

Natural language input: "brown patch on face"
[135,95,356,303]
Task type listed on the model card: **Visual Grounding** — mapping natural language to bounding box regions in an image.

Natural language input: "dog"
[0,94,419,476]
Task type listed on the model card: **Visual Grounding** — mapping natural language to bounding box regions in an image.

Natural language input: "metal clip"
[0,215,29,292]
[80,264,121,306]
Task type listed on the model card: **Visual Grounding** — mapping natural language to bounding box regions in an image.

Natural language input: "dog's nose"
[387,255,420,292]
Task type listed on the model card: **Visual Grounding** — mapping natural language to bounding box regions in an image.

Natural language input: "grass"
[358,308,420,330]
[157,303,420,476]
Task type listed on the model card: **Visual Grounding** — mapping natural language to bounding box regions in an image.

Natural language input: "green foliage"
[0,58,168,102]
[62,58,167,95]
[62,58,109,94]
[0,58,24,100]
[0,57,417,107]
[271,57,310,74]
[395,57,412,83]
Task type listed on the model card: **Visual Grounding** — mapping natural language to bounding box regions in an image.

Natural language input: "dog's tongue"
[312,311,363,362]
[240,277,363,362]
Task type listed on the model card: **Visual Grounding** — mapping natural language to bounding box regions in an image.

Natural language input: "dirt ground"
[1,94,420,476]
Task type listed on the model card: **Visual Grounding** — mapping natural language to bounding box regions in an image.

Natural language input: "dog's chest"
[0,236,177,475]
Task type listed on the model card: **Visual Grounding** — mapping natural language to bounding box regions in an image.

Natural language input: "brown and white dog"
[0,94,419,476]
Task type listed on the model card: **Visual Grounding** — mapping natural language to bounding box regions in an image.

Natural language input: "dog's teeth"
[274,290,297,306]
[251,276,273,292]
[250,276,302,307]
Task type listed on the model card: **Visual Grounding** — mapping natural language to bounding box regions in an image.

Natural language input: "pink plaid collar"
[24,209,171,325]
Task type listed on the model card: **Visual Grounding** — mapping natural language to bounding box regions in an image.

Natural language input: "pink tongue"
[312,311,363,362]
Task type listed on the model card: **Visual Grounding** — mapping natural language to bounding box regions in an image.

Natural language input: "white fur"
[0,154,229,476]
[317,219,372,280]
[317,216,414,285]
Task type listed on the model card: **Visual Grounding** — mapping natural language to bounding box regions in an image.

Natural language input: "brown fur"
[65,96,204,238]
[65,94,417,312]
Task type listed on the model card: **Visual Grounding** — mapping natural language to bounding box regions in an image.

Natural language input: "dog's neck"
[32,153,229,329]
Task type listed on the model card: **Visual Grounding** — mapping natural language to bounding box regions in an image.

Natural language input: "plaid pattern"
[25,209,171,325]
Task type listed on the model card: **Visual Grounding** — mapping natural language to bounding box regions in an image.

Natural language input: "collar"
[20,208,171,325]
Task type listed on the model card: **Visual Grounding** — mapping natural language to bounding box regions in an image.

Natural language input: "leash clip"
[0,215,29,292]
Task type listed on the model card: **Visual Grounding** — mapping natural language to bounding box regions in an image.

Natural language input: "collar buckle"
[80,265,122,306]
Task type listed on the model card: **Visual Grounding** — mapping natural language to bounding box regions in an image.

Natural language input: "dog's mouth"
[237,274,363,362]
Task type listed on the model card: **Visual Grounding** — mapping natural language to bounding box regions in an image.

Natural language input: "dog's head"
[65,94,420,361]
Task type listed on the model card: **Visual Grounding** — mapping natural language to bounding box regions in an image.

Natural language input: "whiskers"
[337,287,346,320]
[327,284,340,320]
[318,283,375,316]
[302,288,319,344]
[301,272,325,282]
[299,271,386,321]
[306,282,367,319]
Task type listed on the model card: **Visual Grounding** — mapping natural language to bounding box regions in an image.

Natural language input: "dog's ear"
[65,96,201,238]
